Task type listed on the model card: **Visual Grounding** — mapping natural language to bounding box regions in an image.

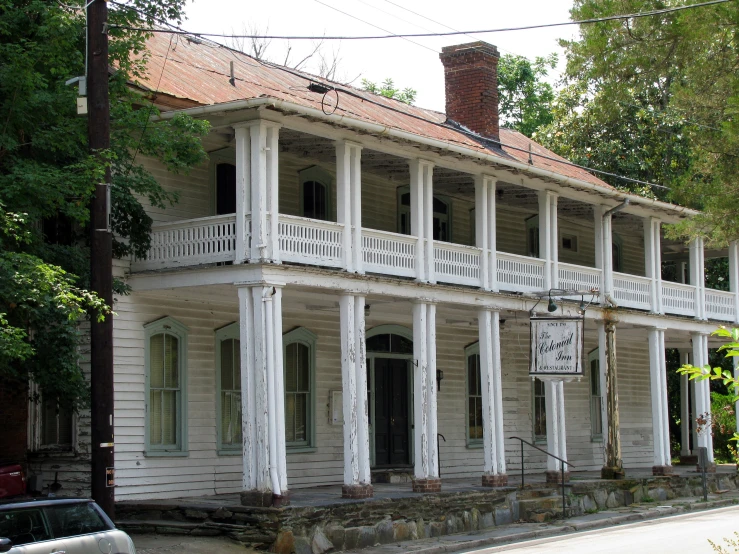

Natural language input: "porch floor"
[117,464,735,509]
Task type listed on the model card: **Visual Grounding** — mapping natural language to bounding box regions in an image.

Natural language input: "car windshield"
[44,502,111,539]
[0,508,52,546]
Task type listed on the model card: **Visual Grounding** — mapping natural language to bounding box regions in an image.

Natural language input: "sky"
[182,0,580,112]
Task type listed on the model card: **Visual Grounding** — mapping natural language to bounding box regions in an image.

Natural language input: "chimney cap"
[440,41,499,59]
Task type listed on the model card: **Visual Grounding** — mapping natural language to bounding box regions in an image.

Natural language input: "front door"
[373,358,410,467]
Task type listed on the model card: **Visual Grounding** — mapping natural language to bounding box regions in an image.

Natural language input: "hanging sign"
[530,317,584,378]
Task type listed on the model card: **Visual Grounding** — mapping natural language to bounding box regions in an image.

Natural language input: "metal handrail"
[510,436,576,518]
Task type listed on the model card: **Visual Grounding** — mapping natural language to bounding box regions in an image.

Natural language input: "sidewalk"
[348,492,739,554]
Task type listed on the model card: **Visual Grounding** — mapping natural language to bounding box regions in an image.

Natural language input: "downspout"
[263,289,281,497]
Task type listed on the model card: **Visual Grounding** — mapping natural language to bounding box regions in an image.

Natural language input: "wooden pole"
[87,0,115,518]
[601,318,624,479]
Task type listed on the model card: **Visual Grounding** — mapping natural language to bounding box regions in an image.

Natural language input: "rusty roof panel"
[136,32,610,189]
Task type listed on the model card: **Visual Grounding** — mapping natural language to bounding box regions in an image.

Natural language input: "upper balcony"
[131,122,738,324]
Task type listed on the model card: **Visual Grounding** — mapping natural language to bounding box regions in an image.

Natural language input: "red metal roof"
[135,32,610,189]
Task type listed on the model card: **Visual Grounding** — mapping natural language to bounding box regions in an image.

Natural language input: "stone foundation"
[652,465,674,476]
[240,490,290,507]
[545,470,570,484]
[697,463,717,474]
[412,478,442,493]
[342,484,374,499]
[481,474,508,487]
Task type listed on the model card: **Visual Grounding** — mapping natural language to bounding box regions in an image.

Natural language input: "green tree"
[552,0,739,244]
[361,78,417,105]
[0,0,210,410]
[497,53,558,138]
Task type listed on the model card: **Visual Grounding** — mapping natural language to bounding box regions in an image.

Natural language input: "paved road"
[465,506,739,554]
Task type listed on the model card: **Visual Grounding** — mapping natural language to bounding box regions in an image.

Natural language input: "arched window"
[284,327,317,448]
[215,162,237,215]
[300,166,332,221]
[465,342,483,446]
[526,215,540,258]
[216,323,241,453]
[145,317,188,455]
[612,233,624,273]
[397,187,452,242]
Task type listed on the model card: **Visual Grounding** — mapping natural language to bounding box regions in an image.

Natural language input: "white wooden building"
[90,37,739,504]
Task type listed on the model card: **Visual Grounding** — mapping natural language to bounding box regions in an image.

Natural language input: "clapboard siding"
[111,286,656,500]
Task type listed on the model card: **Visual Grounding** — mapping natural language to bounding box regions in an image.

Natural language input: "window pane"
[468,355,477,395]
[42,399,58,445]
[433,197,448,214]
[469,398,483,440]
[45,502,110,539]
[57,406,73,446]
[366,334,390,352]
[285,343,298,392]
[221,391,242,446]
[150,391,162,445]
[316,182,326,220]
[392,335,413,354]
[0,509,52,545]
[591,397,603,436]
[590,359,600,396]
[221,339,234,391]
[233,339,241,390]
[294,393,307,442]
[162,390,177,445]
[216,163,237,215]
[150,334,164,388]
[400,192,410,207]
[285,394,296,442]
[297,344,310,392]
[164,334,178,389]
[304,181,315,219]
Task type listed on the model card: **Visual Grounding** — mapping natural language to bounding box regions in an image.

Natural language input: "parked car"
[0,498,135,553]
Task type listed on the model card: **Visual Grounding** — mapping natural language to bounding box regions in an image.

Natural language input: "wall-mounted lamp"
[547,293,558,313]
[436,370,444,391]
[364,304,371,317]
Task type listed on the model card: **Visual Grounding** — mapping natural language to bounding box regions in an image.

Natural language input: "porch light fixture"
[436,370,444,391]
[364,304,371,317]
[547,293,558,313]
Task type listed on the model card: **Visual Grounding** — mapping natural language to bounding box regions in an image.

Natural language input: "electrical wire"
[108,0,732,41]
[312,0,438,53]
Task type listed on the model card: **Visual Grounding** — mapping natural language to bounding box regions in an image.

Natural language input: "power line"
[312,0,438,53]
[108,0,731,41]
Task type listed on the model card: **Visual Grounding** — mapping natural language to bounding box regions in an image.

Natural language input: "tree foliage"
[361,78,417,105]
[497,53,558,138]
[542,0,739,245]
[0,0,210,410]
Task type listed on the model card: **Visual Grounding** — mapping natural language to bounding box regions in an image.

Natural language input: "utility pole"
[87,0,115,518]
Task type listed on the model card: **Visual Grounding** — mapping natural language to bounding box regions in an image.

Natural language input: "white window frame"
[465,342,483,448]
[299,165,332,221]
[283,327,317,451]
[27,382,76,453]
[215,322,241,455]
[144,316,189,457]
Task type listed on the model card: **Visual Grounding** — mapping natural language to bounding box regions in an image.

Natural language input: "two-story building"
[35,35,739,505]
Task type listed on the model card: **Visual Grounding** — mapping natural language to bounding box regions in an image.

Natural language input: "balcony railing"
[132,214,738,323]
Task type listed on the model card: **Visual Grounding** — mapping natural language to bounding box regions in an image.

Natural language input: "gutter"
[156,97,697,220]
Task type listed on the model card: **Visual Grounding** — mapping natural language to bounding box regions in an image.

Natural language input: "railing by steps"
[132,215,739,323]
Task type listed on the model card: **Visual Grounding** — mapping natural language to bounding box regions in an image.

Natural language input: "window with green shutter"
[216,323,242,453]
[145,317,188,456]
[283,327,316,449]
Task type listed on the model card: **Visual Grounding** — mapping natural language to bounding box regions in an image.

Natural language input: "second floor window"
[216,163,237,215]
[612,233,624,273]
[526,215,540,258]
[533,378,546,442]
[398,188,451,242]
[300,166,332,221]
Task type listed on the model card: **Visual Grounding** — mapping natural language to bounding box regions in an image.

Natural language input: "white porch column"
[409,160,434,283]
[644,218,663,314]
[544,379,568,482]
[678,350,691,458]
[238,283,288,506]
[238,121,281,264]
[339,294,372,498]
[336,141,363,274]
[648,327,672,474]
[234,126,251,263]
[595,206,614,301]
[475,175,498,291]
[478,309,507,486]
[412,302,440,491]
[538,190,558,289]
[729,241,739,324]
[692,331,714,465]
[689,237,706,319]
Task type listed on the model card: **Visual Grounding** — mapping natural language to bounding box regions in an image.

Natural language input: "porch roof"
[133,30,696,220]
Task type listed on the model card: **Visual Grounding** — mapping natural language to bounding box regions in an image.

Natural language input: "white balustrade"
[279,214,344,268]
[558,262,601,293]
[362,229,416,278]
[133,214,238,271]
[496,252,546,293]
[662,282,696,317]
[612,272,652,310]
[705,289,736,322]
[434,242,481,287]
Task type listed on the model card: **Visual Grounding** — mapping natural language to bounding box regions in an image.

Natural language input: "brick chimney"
[439,42,500,144]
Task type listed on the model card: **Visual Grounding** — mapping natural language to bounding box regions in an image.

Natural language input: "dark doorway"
[373,358,410,467]
[216,163,237,215]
